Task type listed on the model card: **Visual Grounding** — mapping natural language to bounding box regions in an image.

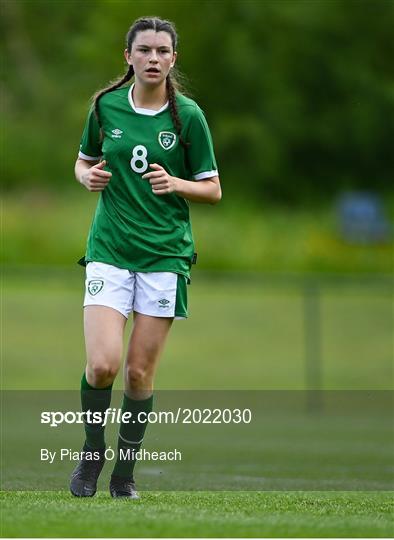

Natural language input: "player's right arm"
[75,159,112,192]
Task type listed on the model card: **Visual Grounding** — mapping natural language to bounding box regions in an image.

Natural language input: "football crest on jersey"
[158,131,176,150]
[88,279,104,296]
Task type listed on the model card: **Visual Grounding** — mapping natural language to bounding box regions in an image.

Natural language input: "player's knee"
[87,361,118,387]
[125,365,149,390]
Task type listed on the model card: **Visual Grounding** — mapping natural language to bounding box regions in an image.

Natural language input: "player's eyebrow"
[137,44,171,50]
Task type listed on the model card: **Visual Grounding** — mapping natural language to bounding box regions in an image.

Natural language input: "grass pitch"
[3,268,392,390]
[2,270,393,537]
[1,491,393,538]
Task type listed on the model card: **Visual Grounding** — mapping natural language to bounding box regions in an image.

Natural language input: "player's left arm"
[142,163,221,204]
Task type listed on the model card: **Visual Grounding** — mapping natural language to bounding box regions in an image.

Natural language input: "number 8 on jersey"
[130,145,148,174]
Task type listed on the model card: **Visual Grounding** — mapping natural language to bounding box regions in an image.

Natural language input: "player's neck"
[132,82,167,111]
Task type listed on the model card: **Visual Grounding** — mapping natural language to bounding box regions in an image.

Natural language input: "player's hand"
[80,160,112,192]
[142,163,178,195]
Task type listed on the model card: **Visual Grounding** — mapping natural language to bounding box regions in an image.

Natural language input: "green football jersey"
[78,84,218,278]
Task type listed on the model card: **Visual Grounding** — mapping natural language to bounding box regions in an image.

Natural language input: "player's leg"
[70,305,127,497]
[70,261,133,497]
[124,311,173,398]
[110,312,173,498]
[80,262,134,448]
[84,304,126,388]
[82,305,126,445]
[110,271,187,498]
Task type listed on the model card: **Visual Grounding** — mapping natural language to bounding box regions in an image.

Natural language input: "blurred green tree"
[2,0,393,205]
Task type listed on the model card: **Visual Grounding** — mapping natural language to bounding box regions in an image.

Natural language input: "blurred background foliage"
[2,0,394,201]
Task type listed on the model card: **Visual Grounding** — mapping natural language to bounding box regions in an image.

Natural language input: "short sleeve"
[186,106,218,180]
[78,106,102,161]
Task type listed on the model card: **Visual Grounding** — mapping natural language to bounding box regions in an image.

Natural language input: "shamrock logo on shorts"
[88,280,104,296]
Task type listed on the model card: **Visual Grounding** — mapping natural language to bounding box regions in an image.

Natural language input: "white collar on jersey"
[128,83,169,116]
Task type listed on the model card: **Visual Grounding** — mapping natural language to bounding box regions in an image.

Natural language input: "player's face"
[125,30,177,87]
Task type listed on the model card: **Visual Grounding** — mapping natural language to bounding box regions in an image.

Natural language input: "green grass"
[3,269,392,390]
[1,491,393,538]
[2,266,393,537]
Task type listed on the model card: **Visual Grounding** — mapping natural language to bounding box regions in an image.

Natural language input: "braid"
[166,75,189,148]
[93,65,134,126]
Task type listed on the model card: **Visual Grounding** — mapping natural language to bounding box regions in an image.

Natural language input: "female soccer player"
[70,17,221,499]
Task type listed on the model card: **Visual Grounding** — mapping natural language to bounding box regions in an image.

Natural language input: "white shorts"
[83,262,188,319]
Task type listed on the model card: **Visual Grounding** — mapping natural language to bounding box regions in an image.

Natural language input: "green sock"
[112,393,153,478]
[81,371,113,450]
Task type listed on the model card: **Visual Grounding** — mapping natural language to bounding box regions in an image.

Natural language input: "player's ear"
[124,48,132,65]
[170,51,177,68]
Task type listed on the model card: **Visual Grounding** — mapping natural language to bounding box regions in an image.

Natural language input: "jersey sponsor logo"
[111,129,123,139]
[158,131,176,150]
[88,279,104,296]
[158,298,170,308]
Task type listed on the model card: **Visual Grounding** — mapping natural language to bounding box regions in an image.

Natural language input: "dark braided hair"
[93,65,134,123]
[166,75,189,147]
[93,17,188,147]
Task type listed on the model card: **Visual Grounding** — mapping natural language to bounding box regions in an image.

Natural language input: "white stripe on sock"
[119,433,144,445]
